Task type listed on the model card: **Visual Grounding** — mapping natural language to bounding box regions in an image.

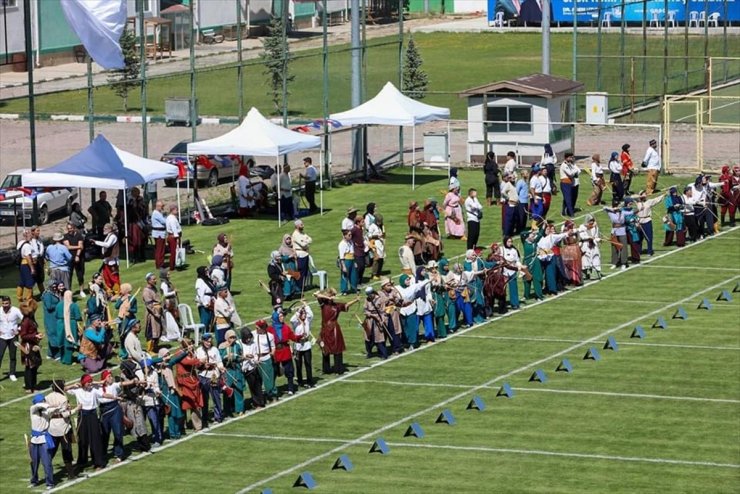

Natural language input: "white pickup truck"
[0,169,79,225]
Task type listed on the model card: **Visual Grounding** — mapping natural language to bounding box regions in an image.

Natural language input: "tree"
[403,35,428,100]
[260,16,295,115]
[107,29,140,112]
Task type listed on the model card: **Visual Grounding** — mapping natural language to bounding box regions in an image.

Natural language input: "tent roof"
[22,134,179,189]
[329,82,450,127]
[187,107,321,157]
[458,74,584,99]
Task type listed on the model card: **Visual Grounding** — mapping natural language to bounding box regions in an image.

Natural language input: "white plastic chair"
[667,11,676,27]
[698,11,706,26]
[178,303,204,344]
[601,12,611,28]
[688,11,699,27]
[707,12,720,27]
[308,255,328,291]
[492,11,505,28]
[649,11,660,27]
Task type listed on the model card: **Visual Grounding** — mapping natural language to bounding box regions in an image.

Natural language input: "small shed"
[459,74,583,164]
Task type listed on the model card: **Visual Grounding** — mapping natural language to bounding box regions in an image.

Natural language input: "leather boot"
[16,286,24,303]
[24,287,34,302]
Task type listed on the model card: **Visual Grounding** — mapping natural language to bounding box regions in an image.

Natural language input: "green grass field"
[1,32,738,120]
[0,168,738,493]
[617,84,740,125]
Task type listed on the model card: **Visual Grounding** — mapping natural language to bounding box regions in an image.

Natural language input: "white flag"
[61,0,127,70]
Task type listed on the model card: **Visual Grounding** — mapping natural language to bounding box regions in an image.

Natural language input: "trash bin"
[165,97,198,126]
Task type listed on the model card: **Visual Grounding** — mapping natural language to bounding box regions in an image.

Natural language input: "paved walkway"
[0,16,461,100]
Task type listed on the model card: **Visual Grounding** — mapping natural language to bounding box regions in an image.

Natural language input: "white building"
[460,73,583,164]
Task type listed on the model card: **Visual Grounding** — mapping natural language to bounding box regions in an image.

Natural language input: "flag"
[61,0,127,70]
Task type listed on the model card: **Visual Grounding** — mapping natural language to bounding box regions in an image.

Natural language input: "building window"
[1,0,18,8]
[486,105,532,133]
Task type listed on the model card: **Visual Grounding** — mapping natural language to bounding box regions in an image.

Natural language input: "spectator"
[88,191,112,238]
[0,296,23,382]
[63,222,86,298]
[44,232,72,291]
[69,203,87,231]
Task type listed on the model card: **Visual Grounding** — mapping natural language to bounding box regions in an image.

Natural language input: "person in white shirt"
[528,165,546,224]
[253,320,277,400]
[238,161,256,217]
[150,201,167,270]
[165,205,181,271]
[504,151,518,176]
[195,266,215,329]
[537,221,572,293]
[28,394,59,488]
[691,174,722,237]
[139,359,164,446]
[398,235,417,276]
[195,333,225,426]
[291,220,313,290]
[240,328,266,408]
[501,173,518,237]
[578,214,602,279]
[559,152,579,217]
[338,230,357,295]
[501,236,523,309]
[16,229,36,305]
[98,369,125,462]
[342,207,357,232]
[30,226,46,294]
[367,213,386,280]
[46,380,76,475]
[464,188,483,249]
[0,296,23,381]
[299,157,319,212]
[290,304,315,388]
[123,319,147,363]
[587,154,606,206]
[67,374,106,469]
[643,138,661,194]
[634,190,666,256]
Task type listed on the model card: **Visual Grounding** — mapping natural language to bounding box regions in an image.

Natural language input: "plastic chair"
[688,11,699,27]
[308,255,328,291]
[649,11,660,27]
[492,11,505,28]
[667,11,676,27]
[698,11,706,26]
[708,12,720,27]
[601,12,611,28]
[178,303,204,344]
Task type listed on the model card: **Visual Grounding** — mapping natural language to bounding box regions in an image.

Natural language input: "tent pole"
[412,127,416,190]
[276,157,282,227]
[447,120,451,177]
[176,180,181,223]
[319,146,324,215]
[123,188,130,269]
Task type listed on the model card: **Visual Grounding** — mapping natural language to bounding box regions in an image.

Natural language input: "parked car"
[0,169,79,225]
[160,140,260,188]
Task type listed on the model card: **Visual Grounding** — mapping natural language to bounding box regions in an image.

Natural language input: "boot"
[335,353,346,375]
[322,355,332,374]
[23,287,34,304]
[65,462,77,479]
[16,286,24,304]
[486,197,492,207]
[364,341,373,358]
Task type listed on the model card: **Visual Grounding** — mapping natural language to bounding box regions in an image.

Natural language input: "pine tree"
[107,29,140,112]
[403,35,428,100]
[260,16,295,114]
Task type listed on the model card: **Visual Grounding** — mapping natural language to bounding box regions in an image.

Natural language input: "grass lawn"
[0,168,738,493]
[1,32,737,120]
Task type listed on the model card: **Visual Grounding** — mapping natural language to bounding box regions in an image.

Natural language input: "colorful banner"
[549,0,739,24]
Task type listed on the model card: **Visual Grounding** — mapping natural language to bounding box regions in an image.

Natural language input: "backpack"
[14,241,29,266]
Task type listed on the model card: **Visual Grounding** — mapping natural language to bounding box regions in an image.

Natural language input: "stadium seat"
[601,12,612,28]
[689,11,699,27]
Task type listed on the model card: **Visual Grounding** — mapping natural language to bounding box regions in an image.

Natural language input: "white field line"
[47,226,739,492]
[205,432,740,470]
[458,334,740,351]
[340,379,740,404]
[575,297,673,305]
[641,265,740,272]
[460,334,740,351]
[675,99,740,123]
[235,275,740,493]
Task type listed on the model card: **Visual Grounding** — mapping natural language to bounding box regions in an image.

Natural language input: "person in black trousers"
[483,151,500,206]
[67,374,106,472]
[300,157,319,213]
[240,328,266,408]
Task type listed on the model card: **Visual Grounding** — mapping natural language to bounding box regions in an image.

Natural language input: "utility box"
[165,97,198,126]
[423,131,449,165]
[586,92,608,124]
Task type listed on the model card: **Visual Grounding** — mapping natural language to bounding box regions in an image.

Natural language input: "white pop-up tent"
[187,107,321,225]
[330,81,451,189]
[22,134,179,266]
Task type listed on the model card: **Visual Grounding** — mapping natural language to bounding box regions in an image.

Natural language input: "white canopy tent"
[330,82,451,189]
[22,134,179,267]
[187,107,321,226]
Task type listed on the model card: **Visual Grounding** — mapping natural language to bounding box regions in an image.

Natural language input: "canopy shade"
[22,134,179,189]
[187,107,321,157]
[330,82,450,127]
